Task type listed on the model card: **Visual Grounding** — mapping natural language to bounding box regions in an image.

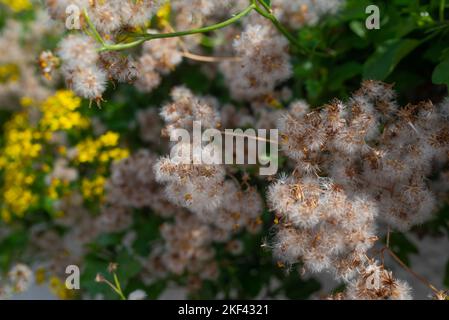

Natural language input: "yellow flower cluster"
[48,178,70,200]
[35,265,75,299]
[75,132,128,201]
[39,90,89,131]
[156,2,171,28]
[0,90,129,222]
[81,176,106,201]
[0,63,20,83]
[0,113,41,221]
[0,0,32,12]
[1,115,42,160]
[0,91,87,221]
[34,267,75,299]
[75,131,129,164]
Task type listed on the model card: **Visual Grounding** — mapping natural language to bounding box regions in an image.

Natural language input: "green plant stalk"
[83,9,105,46]
[113,273,126,301]
[256,0,272,14]
[440,0,446,22]
[258,7,305,53]
[252,0,305,51]
[99,275,127,300]
[252,0,325,56]
[98,3,256,52]
[85,0,321,56]
[252,4,271,19]
[111,286,126,300]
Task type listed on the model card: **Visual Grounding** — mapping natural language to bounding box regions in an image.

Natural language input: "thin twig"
[221,130,279,145]
[181,51,241,63]
[100,4,256,52]
[83,9,105,46]
[164,23,242,63]
[384,247,440,294]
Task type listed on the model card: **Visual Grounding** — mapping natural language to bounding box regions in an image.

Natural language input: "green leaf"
[0,229,29,270]
[305,79,322,100]
[340,0,372,20]
[93,233,124,248]
[349,21,366,38]
[328,62,362,91]
[133,213,162,256]
[115,250,142,288]
[146,281,167,299]
[432,57,449,89]
[239,269,263,298]
[363,39,421,80]
[80,255,114,298]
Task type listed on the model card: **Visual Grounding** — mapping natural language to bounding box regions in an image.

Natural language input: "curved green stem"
[113,273,126,301]
[252,0,327,56]
[255,6,305,53]
[99,39,145,52]
[99,3,256,52]
[251,0,271,18]
[87,0,329,57]
[256,0,273,13]
[98,273,127,300]
[83,9,105,46]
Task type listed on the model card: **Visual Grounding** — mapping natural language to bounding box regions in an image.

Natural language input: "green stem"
[252,4,272,19]
[251,0,272,20]
[91,0,328,57]
[253,1,308,55]
[100,276,127,300]
[440,0,446,22]
[268,13,305,52]
[83,9,105,46]
[100,4,256,52]
[256,0,272,13]
[113,273,126,300]
[99,39,145,52]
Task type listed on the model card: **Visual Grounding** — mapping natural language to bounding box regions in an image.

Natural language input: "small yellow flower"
[82,176,106,200]
[49,276,75,300]
[35,268,47,285]
[99,131,119,147]
[156,2,171,27]
[0,0,32,12]
[1,208,12,223]
[42,164,51,173]
[39,90,87,132]
[108,148,130,161]
[20,96,34,108]
[0,63,20,83]
[24,175,35,185]
[58,146,67,155]
[76,139,100,163]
